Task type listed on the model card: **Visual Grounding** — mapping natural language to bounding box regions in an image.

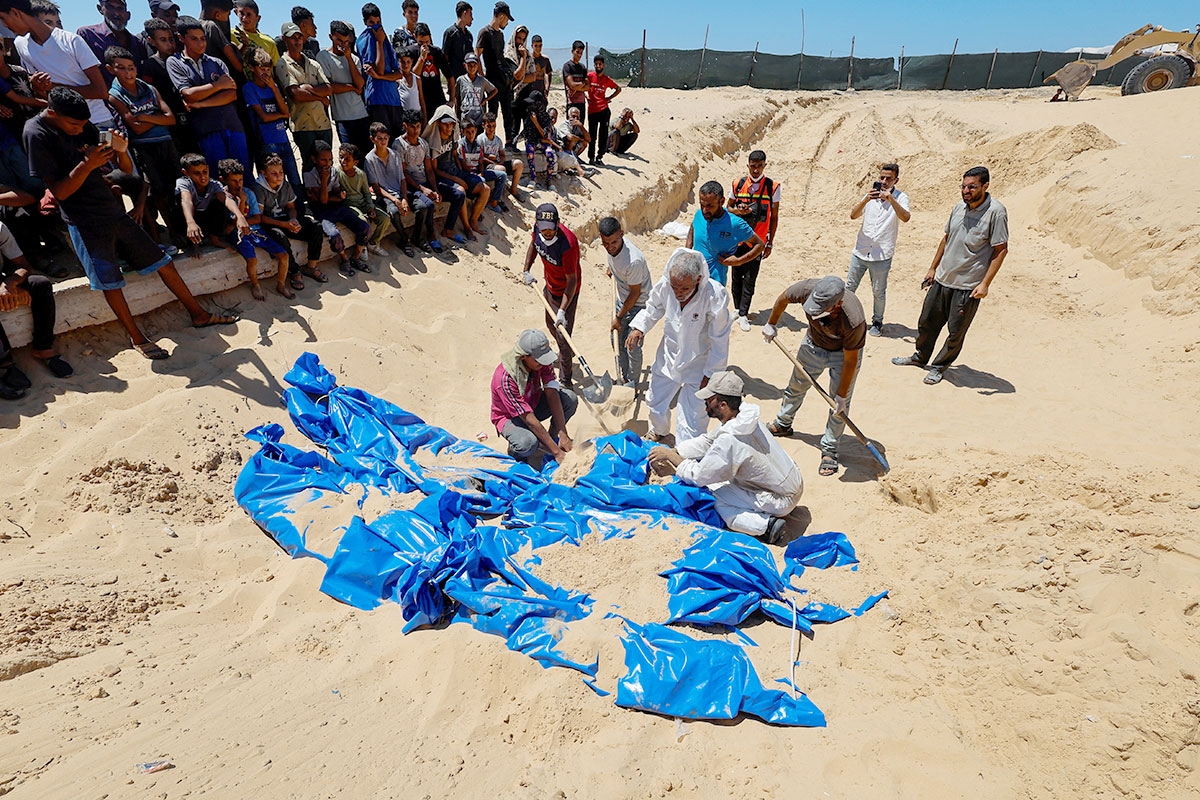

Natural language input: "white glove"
[522,270,535,286]
[555,308,568,327]
[762,323,778,343]
[834,394,849,418]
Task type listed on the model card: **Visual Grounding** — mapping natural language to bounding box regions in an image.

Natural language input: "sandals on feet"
[289,273,306,291]
[132,339,169,360]
[193,312,238,328]
[301,266,329,283]
[766,420,793,437]
[819,455,839,477]
[402,244,416,257]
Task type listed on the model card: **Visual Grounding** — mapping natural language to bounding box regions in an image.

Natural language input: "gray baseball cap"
[516,329,557,365]
[695,370,744,400]
[803,276,845,320]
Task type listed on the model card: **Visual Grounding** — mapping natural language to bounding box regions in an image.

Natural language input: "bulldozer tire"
[1121,54,1194,96]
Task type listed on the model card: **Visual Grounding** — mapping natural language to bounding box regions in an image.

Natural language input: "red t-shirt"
[533,225,581,296]
[587,72,618,113]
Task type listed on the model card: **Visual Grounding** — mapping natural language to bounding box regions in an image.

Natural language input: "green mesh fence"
[601,46,1148,91]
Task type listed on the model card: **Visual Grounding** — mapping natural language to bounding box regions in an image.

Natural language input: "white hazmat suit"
[675,403,805,536]
[631,249,733,442]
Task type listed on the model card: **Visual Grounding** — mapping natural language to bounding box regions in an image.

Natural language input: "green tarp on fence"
[601,47,1147,91]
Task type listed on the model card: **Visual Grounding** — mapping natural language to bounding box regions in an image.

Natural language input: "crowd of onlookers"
[0,0,642,391]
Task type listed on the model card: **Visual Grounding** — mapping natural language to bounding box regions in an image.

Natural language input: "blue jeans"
[196,129,249,176]
[484,166,508,201]
[435,178,466,234]
[845,254,891,326]
[774,337,859,458]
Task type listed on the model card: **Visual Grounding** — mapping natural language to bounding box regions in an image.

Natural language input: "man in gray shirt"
[762,275,866,477]
[893,166,1008,385]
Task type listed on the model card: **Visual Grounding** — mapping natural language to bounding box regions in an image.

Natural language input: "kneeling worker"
[490,329,578,465]
[649,370,803,544]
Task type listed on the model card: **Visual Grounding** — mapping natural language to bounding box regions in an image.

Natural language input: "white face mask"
[540,233,559,247]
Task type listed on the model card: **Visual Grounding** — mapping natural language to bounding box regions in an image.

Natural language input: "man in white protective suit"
[648,369,803,544]
[625,247,733,443]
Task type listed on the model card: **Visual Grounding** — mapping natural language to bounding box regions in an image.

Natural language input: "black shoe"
[2,365,31,390]
[0,383,25,400]
[765,517,786,545]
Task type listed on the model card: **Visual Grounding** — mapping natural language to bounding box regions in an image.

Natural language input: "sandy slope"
[1,84,1199,799]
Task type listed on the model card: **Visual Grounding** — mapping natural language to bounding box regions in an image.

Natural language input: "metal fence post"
[986,48,998,89]
[897,45,904,89]
[1027,50,1043,87]
[696,24,710,89]
[748,41,759,86]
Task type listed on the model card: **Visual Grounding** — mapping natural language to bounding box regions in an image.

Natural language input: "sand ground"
[1,84,1199,799]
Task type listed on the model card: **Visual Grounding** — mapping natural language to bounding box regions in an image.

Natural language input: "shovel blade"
[580,372,613,403]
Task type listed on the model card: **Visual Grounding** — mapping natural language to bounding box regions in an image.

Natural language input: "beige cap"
[695,369,744,400]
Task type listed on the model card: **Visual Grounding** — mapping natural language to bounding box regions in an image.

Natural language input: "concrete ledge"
[0,203,452,350]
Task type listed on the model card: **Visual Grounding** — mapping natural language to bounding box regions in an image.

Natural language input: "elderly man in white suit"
[626,247,733,443]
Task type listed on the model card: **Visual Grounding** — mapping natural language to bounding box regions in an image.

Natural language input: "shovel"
[532,286,613,404]
[610,275,622,379]
[771,337,890,474]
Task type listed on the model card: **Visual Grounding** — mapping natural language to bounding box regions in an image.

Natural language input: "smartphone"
[98,130,113,146]
[921,277,934,289]
[872,181,883,192]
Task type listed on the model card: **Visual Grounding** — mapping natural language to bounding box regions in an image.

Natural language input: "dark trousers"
[0,274,55,354]
[587,107,611,162]
[612,130,638,154]
[544,286,579,385]
[262,217,323,275]
[435,178,467,233]
[488,81,517,145]
[337,117,373,161]
[730,251,762,318]
[914,281,982,369]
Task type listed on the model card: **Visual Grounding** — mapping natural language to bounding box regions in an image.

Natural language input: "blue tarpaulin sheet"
[235,354,885,728]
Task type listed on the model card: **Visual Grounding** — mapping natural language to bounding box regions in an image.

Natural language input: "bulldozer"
[1046,24,1200,100]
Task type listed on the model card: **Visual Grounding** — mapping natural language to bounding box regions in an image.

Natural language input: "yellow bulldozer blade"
[1046,60,1099,100]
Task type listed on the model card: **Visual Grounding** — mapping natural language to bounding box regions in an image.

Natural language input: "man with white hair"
[626,247,733,443]
[648,369,803,544]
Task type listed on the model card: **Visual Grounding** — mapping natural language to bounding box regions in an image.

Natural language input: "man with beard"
[647,370,802,544]
[686,179,763,286]
[77,0,147,81]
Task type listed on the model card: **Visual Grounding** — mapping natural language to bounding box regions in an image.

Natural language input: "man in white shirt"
[846,162,910,337]
[599,216,649,388]
[647,370,802,544]
[1,0,114,127]
[626,247,732,444]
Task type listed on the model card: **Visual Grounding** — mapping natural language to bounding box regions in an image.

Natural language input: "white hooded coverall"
[675,403,805,536]
[631,265,733,443]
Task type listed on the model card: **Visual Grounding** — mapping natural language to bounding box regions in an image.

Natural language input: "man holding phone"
[846,162,909,337]
[892,166,1008,385]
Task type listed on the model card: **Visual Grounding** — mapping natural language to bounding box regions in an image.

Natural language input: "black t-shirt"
[23,114,124,230]
[562,59,588,103]
[442,23,472,78]
[417,46,450,109]
[142,54,185,116]
[475,25,506,80]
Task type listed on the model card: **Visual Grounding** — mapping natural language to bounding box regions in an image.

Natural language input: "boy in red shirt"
[520,202,580,387]
[586,54,619,165]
